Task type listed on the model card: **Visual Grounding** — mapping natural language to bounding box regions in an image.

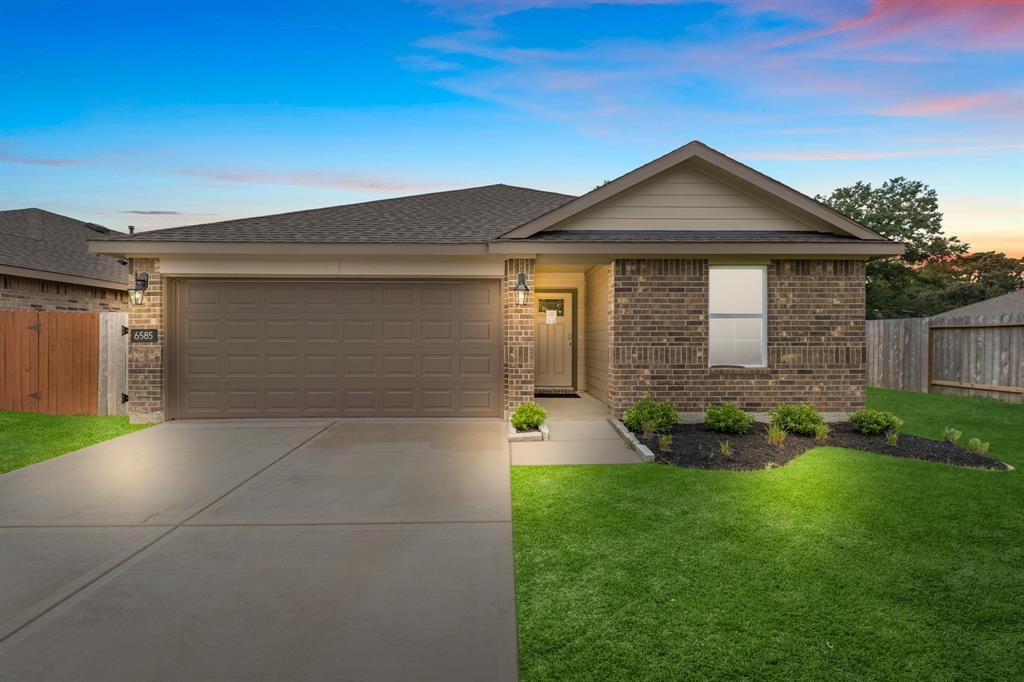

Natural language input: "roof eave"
[88,240,490,257]
[487,240,904,257]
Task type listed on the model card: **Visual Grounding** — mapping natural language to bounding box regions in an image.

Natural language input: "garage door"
[172,280,502,418]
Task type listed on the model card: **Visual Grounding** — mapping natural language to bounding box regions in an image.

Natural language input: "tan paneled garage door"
[171,280,502,418]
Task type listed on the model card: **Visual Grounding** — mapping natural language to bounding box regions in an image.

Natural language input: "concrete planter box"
[508,422,550,442]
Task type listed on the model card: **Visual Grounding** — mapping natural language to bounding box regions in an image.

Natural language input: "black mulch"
[637,422,1010,471]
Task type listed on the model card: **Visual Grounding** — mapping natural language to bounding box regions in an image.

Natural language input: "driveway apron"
[0,419,517,682]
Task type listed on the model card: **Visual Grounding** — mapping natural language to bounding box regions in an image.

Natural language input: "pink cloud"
[0,151,78,167]
[876,91,1019,117]
[179,169,446,193]
[738,144,1024,161]
[780,0,1024,51]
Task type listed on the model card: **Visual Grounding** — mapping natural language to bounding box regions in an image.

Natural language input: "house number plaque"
[130,329,159,343]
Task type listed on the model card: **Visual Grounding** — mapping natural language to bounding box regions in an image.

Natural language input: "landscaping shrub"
[718,439,733,456]
[658,434,673,452]
[967,437,990,455]
[769,404,825,436]
[943,427,962,444]
[511,402,548,431]
[766,424,787,447]
[848,408,904,435]
[704,402,755,434]
[885,430,900,447]
[813,422,832,441]
[623,396,678,436]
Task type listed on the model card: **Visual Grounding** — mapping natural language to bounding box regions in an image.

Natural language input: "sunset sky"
[2,0,1022,254]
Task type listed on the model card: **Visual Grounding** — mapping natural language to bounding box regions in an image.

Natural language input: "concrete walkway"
[0,419,517,682]
[510,394,643,465]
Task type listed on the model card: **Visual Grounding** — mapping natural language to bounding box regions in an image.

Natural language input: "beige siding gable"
[549,164,831,232]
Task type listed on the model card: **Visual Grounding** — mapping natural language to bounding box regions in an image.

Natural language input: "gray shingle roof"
[930,290,1024,323]
[0,208,129,284]
[101,184,576,244]
[524,230,869,243]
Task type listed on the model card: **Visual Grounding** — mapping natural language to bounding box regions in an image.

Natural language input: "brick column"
[503,258,535,414]
[127,258,165,423]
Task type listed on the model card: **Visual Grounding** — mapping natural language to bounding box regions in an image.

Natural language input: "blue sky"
[2,0,1022,253]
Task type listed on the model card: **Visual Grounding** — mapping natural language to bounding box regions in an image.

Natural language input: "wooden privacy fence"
[867,316,1024,403]
[0,310,127,416]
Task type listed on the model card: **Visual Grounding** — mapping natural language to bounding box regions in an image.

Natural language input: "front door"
[535,292,574,388]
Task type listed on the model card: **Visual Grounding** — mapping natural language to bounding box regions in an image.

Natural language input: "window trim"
[708,265,768,369]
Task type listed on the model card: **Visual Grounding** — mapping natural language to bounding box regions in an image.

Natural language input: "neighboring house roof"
[100,184,575,244]
[930,290,1024,322]
[499,141,886,241]
[0,208,129,288]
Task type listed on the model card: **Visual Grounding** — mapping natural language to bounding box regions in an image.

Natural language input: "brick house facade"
[120,255,867,423]
[606,258,866,416]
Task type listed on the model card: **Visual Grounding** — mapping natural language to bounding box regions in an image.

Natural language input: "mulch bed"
[637,422,1010,471]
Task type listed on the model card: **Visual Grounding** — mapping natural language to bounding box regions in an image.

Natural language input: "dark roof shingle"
[102,184,576,244]
[0,208,128,284]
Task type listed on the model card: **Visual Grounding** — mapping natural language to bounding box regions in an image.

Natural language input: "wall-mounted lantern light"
[514,272,530,305]
[127,272,150,305]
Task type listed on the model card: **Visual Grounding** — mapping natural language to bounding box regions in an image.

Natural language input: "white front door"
[535,292,574,388]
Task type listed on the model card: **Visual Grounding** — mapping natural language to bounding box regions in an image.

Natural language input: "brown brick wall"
[608,258,866,415]
[126,258,164,423]
[0,274,127,312]
[503,258,535,413]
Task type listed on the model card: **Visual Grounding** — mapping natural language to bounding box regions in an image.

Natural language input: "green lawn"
[0,411,151,474]
[512,389,1023,681]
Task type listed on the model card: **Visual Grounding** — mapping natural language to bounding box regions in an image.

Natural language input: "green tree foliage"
[817,178,1023,318]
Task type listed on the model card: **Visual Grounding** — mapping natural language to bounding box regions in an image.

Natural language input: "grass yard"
[511,389,1023,681]
[0,411,151,474]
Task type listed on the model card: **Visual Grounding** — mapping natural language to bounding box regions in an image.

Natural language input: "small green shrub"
[769,403,824,436]
[718,439,733,456]
[658,434,673,452]
[885,430,900,447]
[511,402,548,431]
[943,427,962,444]
[813,422,832,441]
[704,402,755,434]
[766,424,787,447]
[966,438,990,455]
[848,408,904,435]
[639,418,660,440]
[622,396,678,436]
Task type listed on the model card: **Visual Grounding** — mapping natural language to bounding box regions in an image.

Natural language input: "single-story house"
[90,141,903,423]
[1,208,129,311]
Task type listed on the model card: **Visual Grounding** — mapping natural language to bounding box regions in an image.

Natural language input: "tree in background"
[817,178,1023,318]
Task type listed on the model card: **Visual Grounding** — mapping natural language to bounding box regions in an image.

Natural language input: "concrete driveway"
[0,419,516,682]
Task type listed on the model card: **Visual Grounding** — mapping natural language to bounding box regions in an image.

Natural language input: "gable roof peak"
[499,140,887,242]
